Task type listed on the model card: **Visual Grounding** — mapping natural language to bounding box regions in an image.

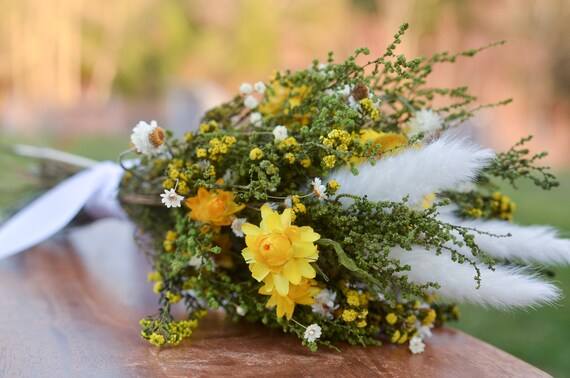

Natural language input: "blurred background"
[0,0,568,375]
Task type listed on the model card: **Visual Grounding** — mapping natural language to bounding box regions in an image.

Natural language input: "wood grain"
[0,221,551,378]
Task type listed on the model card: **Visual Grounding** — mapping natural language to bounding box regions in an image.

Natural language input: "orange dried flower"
[186,188,244,226]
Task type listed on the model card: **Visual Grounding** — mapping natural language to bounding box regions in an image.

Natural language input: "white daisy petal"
[272,125,288,141]
[160,189,184,208]
[130,120,165,156]
[409,336,426,354]
[244,95,258,109]
[239,82,253,94]
[303,324,322,342]
[254,81,266,94]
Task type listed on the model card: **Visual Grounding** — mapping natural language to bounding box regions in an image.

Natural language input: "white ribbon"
[0,161,126,259]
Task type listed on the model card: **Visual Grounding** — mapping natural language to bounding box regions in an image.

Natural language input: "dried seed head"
[352,83,369,101]
[149,127,166,148]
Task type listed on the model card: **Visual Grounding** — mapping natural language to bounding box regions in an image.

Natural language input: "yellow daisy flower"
[241,205,320,296]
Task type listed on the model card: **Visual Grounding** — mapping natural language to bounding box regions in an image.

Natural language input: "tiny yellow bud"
[391,330,401,343]
[284,152,296,164]
[322,155,336,168]
[386,313,398,325]
[249,147,264,160]
[196,148,208,158]
[342,309,358,322]
[346,291,360,307]
[162,179,175,189]
[327,180,340,194]
[293,202,306,213]
[153,281,163,294]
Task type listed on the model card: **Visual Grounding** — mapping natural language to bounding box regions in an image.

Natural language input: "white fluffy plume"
[327,132,495,205]
[439,210,570,265]
[390,246,561,308]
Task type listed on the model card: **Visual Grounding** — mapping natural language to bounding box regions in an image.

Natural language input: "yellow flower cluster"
[284,152,295,164]
[321,129,353,152]
[249,147,264,160]
[147,271,162,282]
[359,98,379,120]
[165,290,182,304]
[153,281,163,294]
[141,319,199,347]
[381,303,439,345]
[149,333,166,346]
[162,159,199,195]
[196,148,208,158]
[322,155,337,169]
[199,121,219,133]
[241,205,320,319]
[290,195,307,218]
[163,230,177,252]
[341,289,370,328]
[490,192,516,221]
[300,158,311,168]
[278,136,300,151]
[423,309,437,326]
[208,136,237,162]
[326,180,340,195]
[465,191,516,221]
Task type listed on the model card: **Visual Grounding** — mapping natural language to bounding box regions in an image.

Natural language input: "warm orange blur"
[0,0,568,167]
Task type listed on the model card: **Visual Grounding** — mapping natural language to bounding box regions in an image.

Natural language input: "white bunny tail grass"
[439,211,570,266]
[390,246,561,308]
[328,132,495,206]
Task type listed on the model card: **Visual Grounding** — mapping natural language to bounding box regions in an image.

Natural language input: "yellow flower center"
[208,197,226,217]
[256,233,293,267]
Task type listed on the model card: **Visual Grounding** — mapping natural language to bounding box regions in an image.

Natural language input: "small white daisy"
[311,288,339,319]
[253,81,266,94]
[409,336,426,354]
[244,95,258,109]
[250,112,263,127]
[311,178,327,201]
[272,125,288,141]
[160,188,184,208]
[130,120,165,156]
[239,82,253,94]
[407,108,443,136]
[303,324,322,343]
[231,217,247,237]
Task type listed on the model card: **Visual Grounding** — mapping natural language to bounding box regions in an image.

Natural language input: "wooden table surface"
[0,219,550,378]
